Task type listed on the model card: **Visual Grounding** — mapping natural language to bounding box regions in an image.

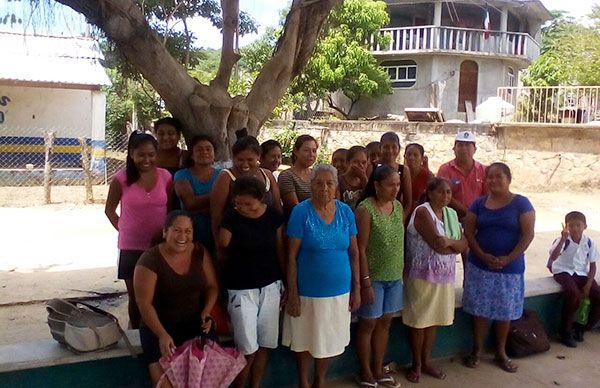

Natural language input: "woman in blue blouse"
[174,135,220,250]
[283,164,361,388]
[462,162,535,373]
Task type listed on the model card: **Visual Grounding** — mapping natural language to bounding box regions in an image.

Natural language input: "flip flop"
[383,361,399,374]
[495,357,518,373]
[422,365,446,380]
[354,376,378,387]
[376,374,402,388]
[406,369,420,384]
[463,354,480,369]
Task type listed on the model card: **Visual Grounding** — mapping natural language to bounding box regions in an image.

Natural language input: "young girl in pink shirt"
[105,132,173,328]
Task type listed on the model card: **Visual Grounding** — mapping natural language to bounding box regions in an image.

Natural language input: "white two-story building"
[344,0,552,121]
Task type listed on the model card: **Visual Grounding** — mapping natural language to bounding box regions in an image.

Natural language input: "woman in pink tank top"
[105,132,173,328]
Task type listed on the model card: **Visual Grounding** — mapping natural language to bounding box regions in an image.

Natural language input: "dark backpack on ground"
[507,310,550,358]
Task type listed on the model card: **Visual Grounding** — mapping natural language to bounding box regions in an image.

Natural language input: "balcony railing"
[497,86,600,124]
[371,25,540,62]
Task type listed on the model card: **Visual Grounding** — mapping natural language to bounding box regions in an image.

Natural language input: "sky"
[0,0,598,46]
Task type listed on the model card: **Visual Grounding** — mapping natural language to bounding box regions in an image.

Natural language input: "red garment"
[437,159,487,208]
[411,167,433,208]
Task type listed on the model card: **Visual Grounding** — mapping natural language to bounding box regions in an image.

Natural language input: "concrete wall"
[348,54,524,121]
[0,85,102,138]
[350,57,432,118]
[261,121,600,191]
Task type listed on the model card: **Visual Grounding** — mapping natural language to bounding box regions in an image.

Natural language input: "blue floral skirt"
[462,261,524,321]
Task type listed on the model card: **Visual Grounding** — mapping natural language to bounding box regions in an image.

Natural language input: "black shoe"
[573,324,585,342]
[561,333,578,348]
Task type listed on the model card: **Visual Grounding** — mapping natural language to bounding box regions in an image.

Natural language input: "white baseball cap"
[455,131,476,143]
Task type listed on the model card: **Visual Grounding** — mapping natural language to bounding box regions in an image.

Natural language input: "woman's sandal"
[383,361,399,374]
[406,369,420,384]
[495,357,518,373]
[376,374,402,388]
[354,376,378,387]
[462,354,480,369]
[422,365,446,380]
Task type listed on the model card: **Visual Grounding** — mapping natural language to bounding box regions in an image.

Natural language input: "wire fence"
[0,125,129,204]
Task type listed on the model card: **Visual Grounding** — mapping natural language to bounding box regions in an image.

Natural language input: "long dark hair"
[126,132,158,186]
[404,143,425,157]
[291,134,317,165]
[424,177,451,203]
[486,162,512,181]
[380,131,400,146]
[261,139,282,156]
[152,210,194,246]
[154,117,183,135]
[346,145,367,162]
[360,164,397,202]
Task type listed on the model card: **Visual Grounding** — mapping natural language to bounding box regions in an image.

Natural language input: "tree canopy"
[523,7,600,86]
[241,0,392,119]
[50,0,342,158]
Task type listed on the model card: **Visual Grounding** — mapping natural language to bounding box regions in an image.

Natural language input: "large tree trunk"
[56,0,341,158]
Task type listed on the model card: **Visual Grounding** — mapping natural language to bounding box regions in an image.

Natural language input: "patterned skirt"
[462,261,524,321]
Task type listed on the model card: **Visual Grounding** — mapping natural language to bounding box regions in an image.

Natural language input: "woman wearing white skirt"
[283,164,361,388]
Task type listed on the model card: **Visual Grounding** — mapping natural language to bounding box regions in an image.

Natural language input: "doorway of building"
[458,60,478,112]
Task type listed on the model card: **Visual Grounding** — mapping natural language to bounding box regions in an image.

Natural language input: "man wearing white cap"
[437,131,487,220]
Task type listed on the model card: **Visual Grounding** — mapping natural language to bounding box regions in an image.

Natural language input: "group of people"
[104,117,599,388]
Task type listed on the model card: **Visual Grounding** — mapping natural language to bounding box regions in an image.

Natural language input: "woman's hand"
[159,334,176,357]
[434,236,452,250]
[200,310,213,334]
[349,289,361,312]
[286,292,301,317]
[360,285,375,306]
[350,165,368,184]
[484,254,503,270]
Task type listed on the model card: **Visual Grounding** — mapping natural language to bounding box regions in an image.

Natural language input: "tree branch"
[245,0,341,133]
[327,95,349,119]
[56,0,199,128]
[213,0,241,90]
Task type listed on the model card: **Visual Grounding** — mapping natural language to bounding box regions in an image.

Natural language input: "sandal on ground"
[406,369,420,384]
[462,354,480,369]
[376,374,402,388]
[383,361,399,374]
[422,365,446,380]
[495,357,518,373]
[354,376,378,387]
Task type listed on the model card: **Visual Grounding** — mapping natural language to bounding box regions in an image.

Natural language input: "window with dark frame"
[381,60,417,88]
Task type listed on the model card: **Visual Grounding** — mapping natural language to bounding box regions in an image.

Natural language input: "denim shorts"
[357,279,403,319]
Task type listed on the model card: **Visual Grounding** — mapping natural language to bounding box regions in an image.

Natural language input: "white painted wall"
[349,56,433,118]
[0,85,105,140]
[347,54,527,121]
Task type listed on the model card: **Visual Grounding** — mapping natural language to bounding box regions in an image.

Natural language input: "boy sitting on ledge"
[547,211,600,348]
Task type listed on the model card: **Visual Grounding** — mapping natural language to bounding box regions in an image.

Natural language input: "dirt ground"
[0,188,599,346]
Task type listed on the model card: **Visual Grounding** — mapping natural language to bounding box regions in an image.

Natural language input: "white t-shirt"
[549,235,599,276]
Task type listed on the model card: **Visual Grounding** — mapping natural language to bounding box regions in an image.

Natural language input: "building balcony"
[371,25,540,64]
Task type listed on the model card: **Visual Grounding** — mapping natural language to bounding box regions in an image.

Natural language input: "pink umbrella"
[158,338,246,388]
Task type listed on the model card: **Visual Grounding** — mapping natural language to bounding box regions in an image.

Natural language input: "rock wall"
[259,121,600,192]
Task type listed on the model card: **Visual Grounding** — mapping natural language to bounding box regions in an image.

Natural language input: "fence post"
[79,137,94,204]
[43,131,55,204]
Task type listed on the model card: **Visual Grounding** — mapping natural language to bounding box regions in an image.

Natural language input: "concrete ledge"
[0,277,563,376]
[0,330,142,373]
